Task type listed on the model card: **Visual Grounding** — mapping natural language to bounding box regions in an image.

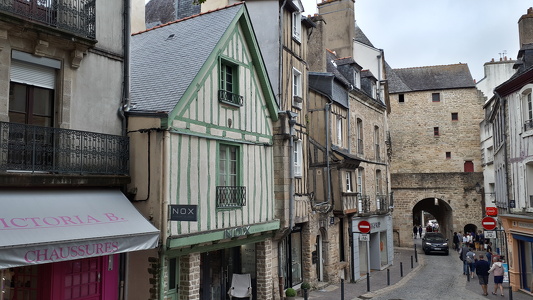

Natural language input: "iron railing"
[0,122,128,174]
[376,194,388,214]
[0,0,96,39]
[357,194,370,214]
[216,186,246,208]
[218,90,243,107]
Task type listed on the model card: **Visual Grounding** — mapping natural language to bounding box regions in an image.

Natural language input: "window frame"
[292,11,301,42]
[216,143,245,208]
[451,112,459,121]
[432,93,440,102]
[524,91,533,131]
[433,127,440,136]
[294,139,302,178]
[398,94,405,103]
[292,68,302,109]
[219,58,242,107]
[336,116,343,146]
[346,171,353,192]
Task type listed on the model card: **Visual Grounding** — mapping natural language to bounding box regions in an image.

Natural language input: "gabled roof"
[129,3,277,120]
[354,23,374,48]
[387,64,475,93]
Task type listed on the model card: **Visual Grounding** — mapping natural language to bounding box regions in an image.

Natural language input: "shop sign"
[169,205,197,221]
[224,226,251,238]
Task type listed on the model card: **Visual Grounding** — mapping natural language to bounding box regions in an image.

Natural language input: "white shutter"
[10,60,56,89]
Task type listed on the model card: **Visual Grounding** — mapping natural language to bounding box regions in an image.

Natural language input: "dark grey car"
[422,232,449,255]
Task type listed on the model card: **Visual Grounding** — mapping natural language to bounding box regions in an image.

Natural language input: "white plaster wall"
[476,60,516,100]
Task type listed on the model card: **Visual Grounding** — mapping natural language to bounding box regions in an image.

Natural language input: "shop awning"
[0,189,159,269]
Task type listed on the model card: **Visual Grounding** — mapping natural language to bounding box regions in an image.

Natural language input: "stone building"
[387,63,485,246]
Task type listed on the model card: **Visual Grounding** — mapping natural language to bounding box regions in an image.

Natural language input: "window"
[219,60,242,106]
[217,144,245,207]
[434,127,439,136]
[169,257,178,290]
[357,168,364,193]
[446,152,451,159]
[398,94,404,103]
[292,12,301,41]
[346,171,353,192]
[293,68,302,108]
[464,161,474,172]
[371,81,377,98]
[374,126,380,161]
[375,170,382,195]
[357,118,363,155]
[451,112,458,121]
[336,116,343,146]
[294,139,302,177]
[432,93,440,102]
[524,92,533,131]
[9,82,54,126]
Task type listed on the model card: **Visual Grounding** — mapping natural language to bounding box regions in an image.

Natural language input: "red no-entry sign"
[358,220,371,233]
[486,207,498,216]
[482,216,497,230]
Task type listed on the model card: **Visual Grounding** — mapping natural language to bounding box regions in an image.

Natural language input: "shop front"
[351,214,393,280]
[500,214,533,294]
[0,189,160,300]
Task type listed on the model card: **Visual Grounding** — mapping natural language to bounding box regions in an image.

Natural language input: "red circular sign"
[482,217,497,230]
[358,220,371,233]
[486,207,498,216]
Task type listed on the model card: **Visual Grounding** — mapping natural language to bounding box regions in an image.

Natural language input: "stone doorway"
[412,198,453,241]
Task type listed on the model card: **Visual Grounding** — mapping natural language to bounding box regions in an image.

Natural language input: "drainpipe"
[159,129,171,299]
[288,111,297,230]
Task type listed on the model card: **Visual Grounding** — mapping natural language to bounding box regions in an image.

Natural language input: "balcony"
[375,194,389,214]
[357,194,371,215]
[216,186,246,208]
[0,0,96,39]
[336,192,358,214]
[0,122,128,175]
[218,90,243,107]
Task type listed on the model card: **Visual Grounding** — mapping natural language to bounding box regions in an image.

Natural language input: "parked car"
[422,232,449,255]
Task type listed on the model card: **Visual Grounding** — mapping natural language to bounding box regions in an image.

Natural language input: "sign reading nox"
[169,205,198,221]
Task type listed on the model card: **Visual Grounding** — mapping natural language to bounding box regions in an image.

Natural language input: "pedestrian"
[475,254,490,296]
[466,247,476,279]
[486,250,492,268]
[488,256,505,296]
[413,225,418,239]
[460,244,470,275]
[418,225,423,238]
[453,232,459,251]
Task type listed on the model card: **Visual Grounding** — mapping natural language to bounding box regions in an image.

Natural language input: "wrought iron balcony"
[216,186,246,208]
[357,194,370,215]
[0,0,96,39]
[218,90,243,107]
[0,122,128,175]
[375,194,388,214]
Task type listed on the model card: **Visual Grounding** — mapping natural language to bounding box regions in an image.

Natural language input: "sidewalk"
[296,246,422,300]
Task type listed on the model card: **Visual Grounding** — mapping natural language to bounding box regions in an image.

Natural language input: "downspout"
[288,111,296,230]
[159,130,171,299]
[119,0,132,137]
[119,1,131,299]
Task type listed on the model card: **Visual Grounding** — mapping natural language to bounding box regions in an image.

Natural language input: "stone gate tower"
[387,64,485,247]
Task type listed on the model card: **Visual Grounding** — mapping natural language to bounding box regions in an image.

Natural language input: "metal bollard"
[411,256,413,268]
[367,272,370,292]
[414,244,418,262]
[387,269,390,285]
[341,278,344,300]
[400,262,403,277]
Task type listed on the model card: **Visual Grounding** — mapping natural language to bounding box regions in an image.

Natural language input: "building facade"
[387,64,485,246]
[0,0,160,299]
[128,4,280,300]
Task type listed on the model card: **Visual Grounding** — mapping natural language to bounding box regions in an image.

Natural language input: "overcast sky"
[301,0,529,81]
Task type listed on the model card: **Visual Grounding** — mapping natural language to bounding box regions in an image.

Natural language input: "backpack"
[466,253,474,263]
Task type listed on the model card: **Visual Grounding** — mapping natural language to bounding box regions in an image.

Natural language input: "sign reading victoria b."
[169,205,198,221]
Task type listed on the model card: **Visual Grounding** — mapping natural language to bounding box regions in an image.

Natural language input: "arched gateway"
[391,173,484,247]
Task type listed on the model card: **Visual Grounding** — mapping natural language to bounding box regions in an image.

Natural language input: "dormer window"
[354,69,360,89]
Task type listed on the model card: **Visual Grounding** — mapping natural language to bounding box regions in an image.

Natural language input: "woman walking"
[488,257,505,296]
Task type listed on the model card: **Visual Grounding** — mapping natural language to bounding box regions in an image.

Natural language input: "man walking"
[460,244,469,275]
[413,225,418,239]
[418,225,423,238]
[475,254,490,296]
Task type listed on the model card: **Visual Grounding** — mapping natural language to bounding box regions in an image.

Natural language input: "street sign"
[482,216,497,230]
[486,207,498,216]
[358,220,371,233]
[484,230,496,239]
[359,234,369,241]
[169,204,198,221]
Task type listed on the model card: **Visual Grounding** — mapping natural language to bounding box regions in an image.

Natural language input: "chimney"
[518,7,533,48]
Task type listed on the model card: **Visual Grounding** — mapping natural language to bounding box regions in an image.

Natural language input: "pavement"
[294,237,533,300]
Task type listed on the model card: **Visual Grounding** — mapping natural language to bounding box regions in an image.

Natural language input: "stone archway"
[412,198,453,240]
[464,223,478,235]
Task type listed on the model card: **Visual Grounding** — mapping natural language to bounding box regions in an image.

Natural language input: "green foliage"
[285,288,297,297]
[301,282,311,289]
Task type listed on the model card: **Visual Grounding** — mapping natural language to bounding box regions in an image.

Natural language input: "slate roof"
[387,63,475,93]
[130,4,243,113]
[354,23,374,48]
